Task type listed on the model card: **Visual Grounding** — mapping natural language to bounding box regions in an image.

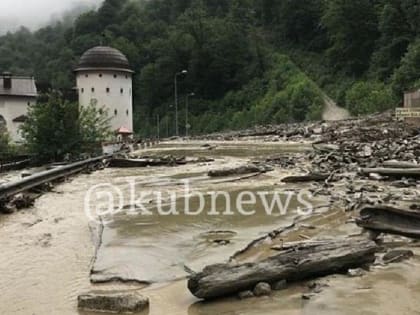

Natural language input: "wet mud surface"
[0,140,419,315]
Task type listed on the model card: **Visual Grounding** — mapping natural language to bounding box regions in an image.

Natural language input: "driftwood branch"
[188,238,378,300]
[356,205,420,239]
[383,160,420,169]
[281,173,330,183]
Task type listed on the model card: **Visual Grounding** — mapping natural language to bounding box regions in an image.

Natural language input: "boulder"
[78,291,149,313]
[383,250,414,264]
[253,282,271,297]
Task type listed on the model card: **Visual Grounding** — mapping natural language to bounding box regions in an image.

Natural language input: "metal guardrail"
[0,155,109,201]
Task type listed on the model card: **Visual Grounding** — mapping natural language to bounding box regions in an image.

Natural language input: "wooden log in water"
[281,173,330,183]
[187,238,378,300]
[356,205,420,239]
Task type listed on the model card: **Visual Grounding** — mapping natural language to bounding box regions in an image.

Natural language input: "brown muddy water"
[0,141,420,315]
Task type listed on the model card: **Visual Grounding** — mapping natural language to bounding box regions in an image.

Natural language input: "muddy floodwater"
[1,141,420,315]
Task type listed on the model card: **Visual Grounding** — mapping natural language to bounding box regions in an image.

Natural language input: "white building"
[0,73,37,143]
[75,46,134,136]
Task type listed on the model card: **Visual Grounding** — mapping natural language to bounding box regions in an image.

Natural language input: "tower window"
[27,102,31,106]
[81,88,84,93]
[91,87,95,92]
[99,74,103,78]
[106,88,110,93]
[113,74,117,78]
[85,74,89,78]
[125,75,128,79]
[114,109,118,116]
[126,109,129,116]
[120,88,123,94]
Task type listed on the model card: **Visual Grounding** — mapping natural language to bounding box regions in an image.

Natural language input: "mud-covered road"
[0,139,419,315]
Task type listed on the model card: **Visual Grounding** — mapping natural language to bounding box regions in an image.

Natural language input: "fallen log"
[188,238,378,300]
[281,173,330,183]
[356,205,420,239]
[383,160,419,169]
[208,164,272,177]
[360,167,420,178]
[110,157,214,168]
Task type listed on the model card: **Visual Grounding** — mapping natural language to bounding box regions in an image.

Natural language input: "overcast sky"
[0,0,103,34]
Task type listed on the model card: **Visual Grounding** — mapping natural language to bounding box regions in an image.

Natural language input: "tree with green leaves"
[21,94,111,162]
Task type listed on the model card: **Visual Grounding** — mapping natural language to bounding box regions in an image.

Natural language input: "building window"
[106,88,110,93]
[81,88,84,93]
[113,74,117,78]
[120,88,123,94]
[91,87,95,92]
[114,109,118,116]
[126,109,129,116]
[99,74,103,78]
[85,74,89,78]
[27,102,31,106]
[125,75,128,79]
[99,109,103,115]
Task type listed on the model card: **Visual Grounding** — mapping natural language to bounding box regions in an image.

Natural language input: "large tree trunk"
[356,205,420,239]
[188,238,378,300]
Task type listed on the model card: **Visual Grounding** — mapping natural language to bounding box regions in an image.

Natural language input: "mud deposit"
[1,141,419,315]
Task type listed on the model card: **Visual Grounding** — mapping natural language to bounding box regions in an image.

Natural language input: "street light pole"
[186,92,195,138]
[156,114,160,141]
[174,70,187,137]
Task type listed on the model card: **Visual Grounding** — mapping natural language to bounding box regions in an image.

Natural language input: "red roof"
[116,126,133,134]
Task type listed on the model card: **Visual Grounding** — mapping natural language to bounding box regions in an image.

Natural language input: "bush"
[345,81,397,116]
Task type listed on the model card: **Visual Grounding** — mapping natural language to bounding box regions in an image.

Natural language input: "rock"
[272,280,287,291]
[347,268,366,277]
[253,282,271,297]
[77,291,149,314]
[302,293,316,300]
[383,250,414,264]
[238,290,254,300]
[369,173,384,181]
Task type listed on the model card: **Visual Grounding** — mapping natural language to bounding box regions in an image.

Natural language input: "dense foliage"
[21,94,111,161]
[1,0,420,136]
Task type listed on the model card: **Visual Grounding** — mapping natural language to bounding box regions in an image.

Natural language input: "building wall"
[0,96,35,142]
[76,70,133,133]
[403,90,420,124]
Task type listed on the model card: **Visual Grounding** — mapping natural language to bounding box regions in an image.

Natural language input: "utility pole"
[185,92,195,138]
[157,114,160,141]
[174,70,187,137]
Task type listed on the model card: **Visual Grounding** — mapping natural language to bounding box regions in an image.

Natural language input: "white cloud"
[0,0,103,34]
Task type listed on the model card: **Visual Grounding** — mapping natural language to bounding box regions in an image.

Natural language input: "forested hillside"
[1,0,419,136]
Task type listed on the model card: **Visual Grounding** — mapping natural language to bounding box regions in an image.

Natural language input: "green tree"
[345,81,397,115]
[21,94,111,161]
[322,0,379,75]
[392,39,420,95]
